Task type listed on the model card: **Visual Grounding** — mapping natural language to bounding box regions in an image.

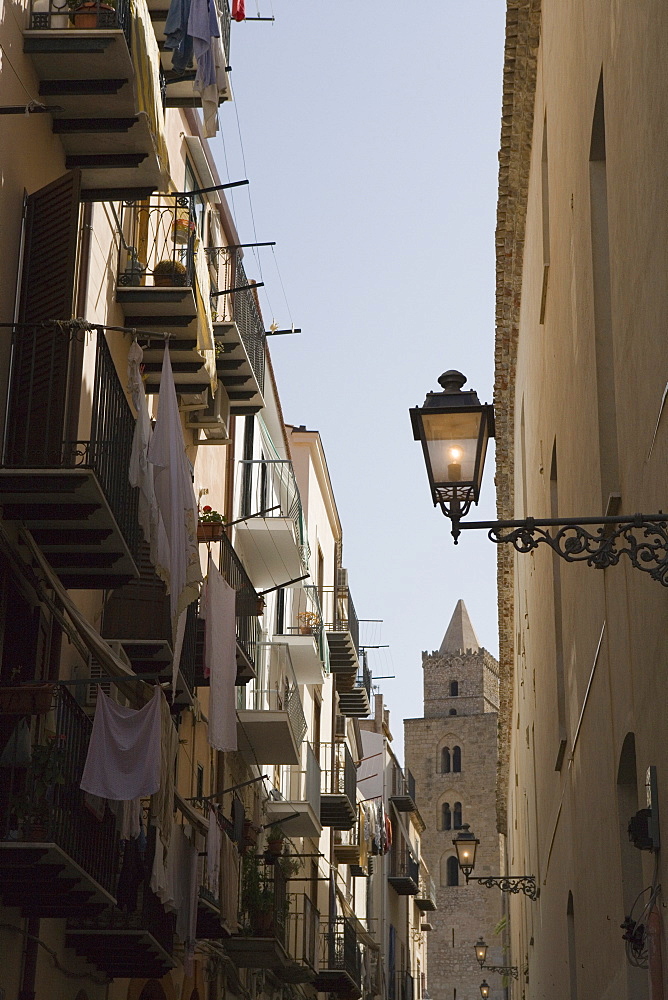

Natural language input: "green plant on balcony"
[197,505,226,542]
[241,850,275,934]
[12,737,66,840]
[153,258,188,287]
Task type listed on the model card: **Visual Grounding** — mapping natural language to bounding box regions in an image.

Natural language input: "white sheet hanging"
[204,555,238,751]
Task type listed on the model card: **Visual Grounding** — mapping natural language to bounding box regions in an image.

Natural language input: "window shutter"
[7,171,81,465]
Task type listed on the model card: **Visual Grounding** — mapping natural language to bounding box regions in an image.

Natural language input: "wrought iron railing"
[219,530,261,670]
[218,0,231,67]
[389,844,420,886]
[280,741,321,817]
[319,742,356,804]
[240,855,287,942]
[117,194,197,288]
[179,598,198,695]
[321,581,360,655]
[29,0,131,44]
[0,684,120,896]
[320,916,361,985]
[357,655,371,699]
[241,643,307,748]
[391,766,416,803]
[3,324,140,562]
[238,458,309,569]
[285,892,319,973]
[417,869,436,909]
[210,250,266,393]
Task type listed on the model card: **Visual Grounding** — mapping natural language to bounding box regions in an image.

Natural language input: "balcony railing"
[390,767,417,811]
[319,742,356,829]
[314,916,361,993]
[239,458,309,563]
[239,855,287,943]
[211,252,266,394]
[282,892,320,980]
[241,643,307,747]
[220,530,262,671]
[321,581,359,655]
[28,0,131,41]
[0,684,119,904]
[117,194,197,289]
[388,844,420,895]
[416,868,437,911]
[3,324,141,568]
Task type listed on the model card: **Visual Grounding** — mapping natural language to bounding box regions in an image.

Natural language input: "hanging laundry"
[150,690,179,850]
[204,555,238,751]
[232,0,244,21]
[220,830,239,934]
[188,0,226,137]
[116,835,146,912]
[164,0,194,72]
[169,824,199,953]
[147,345,202,672]
[80,687,163,801]
[206,804,221,897]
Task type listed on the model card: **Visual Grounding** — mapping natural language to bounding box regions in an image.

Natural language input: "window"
[450,680,459,696]
[449,708,457,716]
[446,856,459,887]
[442,802,451,831]
[453,746,462,772]
[453,802,462,829]
[441,747,451,773]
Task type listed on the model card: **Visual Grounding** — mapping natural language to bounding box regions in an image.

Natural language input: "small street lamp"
[479,980,490,999]
[452,824,538,900]
[474,936,519,979]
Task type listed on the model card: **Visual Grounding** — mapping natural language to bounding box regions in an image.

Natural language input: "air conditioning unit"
[337,567,349,590]
[179,388,209,411]
[86,641,131,709]
[187,381,230,441]
[334,714,347,740]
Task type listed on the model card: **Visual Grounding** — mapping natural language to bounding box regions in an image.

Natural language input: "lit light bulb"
[449,446,463,461]
[447,446,463,482]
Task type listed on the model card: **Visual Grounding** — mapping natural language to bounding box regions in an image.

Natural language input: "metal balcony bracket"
[462,514,668,586]
[481,965,519,980]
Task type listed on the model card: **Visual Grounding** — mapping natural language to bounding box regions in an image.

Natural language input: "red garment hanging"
[232,0,245,20]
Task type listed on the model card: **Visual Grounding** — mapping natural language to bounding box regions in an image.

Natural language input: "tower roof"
[439,599,481,655]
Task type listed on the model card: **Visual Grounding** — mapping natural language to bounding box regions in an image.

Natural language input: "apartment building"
[495,1,668,997]
[0,3,401,999]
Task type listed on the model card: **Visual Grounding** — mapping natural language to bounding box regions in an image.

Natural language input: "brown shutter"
[7,171,82,465]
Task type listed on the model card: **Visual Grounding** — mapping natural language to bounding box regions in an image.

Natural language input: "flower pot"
[173,217,196,244]
[72,2,116,28]
[197,522,225,543]
[266,838,284,858]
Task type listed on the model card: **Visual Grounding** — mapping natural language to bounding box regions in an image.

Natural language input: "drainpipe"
[18,914,40,1000]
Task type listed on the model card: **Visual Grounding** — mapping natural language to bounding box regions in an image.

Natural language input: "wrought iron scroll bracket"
[466,873,538,900]
[481,964,520,980]
[460,514,668,586]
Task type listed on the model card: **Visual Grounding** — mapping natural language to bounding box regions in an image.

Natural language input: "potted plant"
[265,825,286,858]
[69,0,116,29]
[297,611,321,635]
[153,258,188,287]
[12,738,66,841]
[197,505,226,542]
[241,850,275,935]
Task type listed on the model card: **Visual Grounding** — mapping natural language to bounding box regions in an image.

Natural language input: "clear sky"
[210,1,507,759]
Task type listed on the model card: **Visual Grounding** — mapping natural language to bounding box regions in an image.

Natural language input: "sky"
[210,1,507,760]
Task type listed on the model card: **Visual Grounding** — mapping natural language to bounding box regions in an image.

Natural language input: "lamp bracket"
[466,873,538,900]
[460,514,668,586]
[481,965,519,980]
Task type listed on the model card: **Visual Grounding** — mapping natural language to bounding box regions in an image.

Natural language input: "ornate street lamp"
[452,824,538,900]
[479,980,490,999]
[409,370,494,542]
[474,936,519,979]
[411,369,668,585]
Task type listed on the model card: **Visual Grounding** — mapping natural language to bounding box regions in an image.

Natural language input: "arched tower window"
[441,747,451,773]
[446,856,459,887]
[450,680,459,696]
[449,708,457,716]
[453,746,462,772]
[442,802,451,830]
[453,802,463,829]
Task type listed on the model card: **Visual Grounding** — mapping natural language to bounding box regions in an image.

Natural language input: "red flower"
[202,505,212,512]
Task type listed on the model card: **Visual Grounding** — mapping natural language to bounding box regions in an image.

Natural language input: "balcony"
[265,742,322,839]
[195,823,238,940]
[0,685,119,917]
[235,458,309,592]
[275,584,327,684]
[236,644,307,765]
[313,917,362,999]
[322,578,360,691]
[278,893,320,983]
[332,806,367,871]
[387,844,419,896]
[223,855,288,968]
[212,253,266,414]
[146,0,231,108]
[390,767,417,813]
[101,541,199,708]
[319,742,356,830]
[23,0,163,199]
[0,324,140,589]
[415,866,437,912]
[338,656,371,718]
[67,830,174,978]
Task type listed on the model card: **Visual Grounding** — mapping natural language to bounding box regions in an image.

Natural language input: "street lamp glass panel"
[480,981,490,999]
[421,410,484,486]
[474,938,488,967]
[453,824,479,875]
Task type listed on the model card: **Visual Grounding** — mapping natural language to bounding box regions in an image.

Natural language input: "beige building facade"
[496,1,668,997]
